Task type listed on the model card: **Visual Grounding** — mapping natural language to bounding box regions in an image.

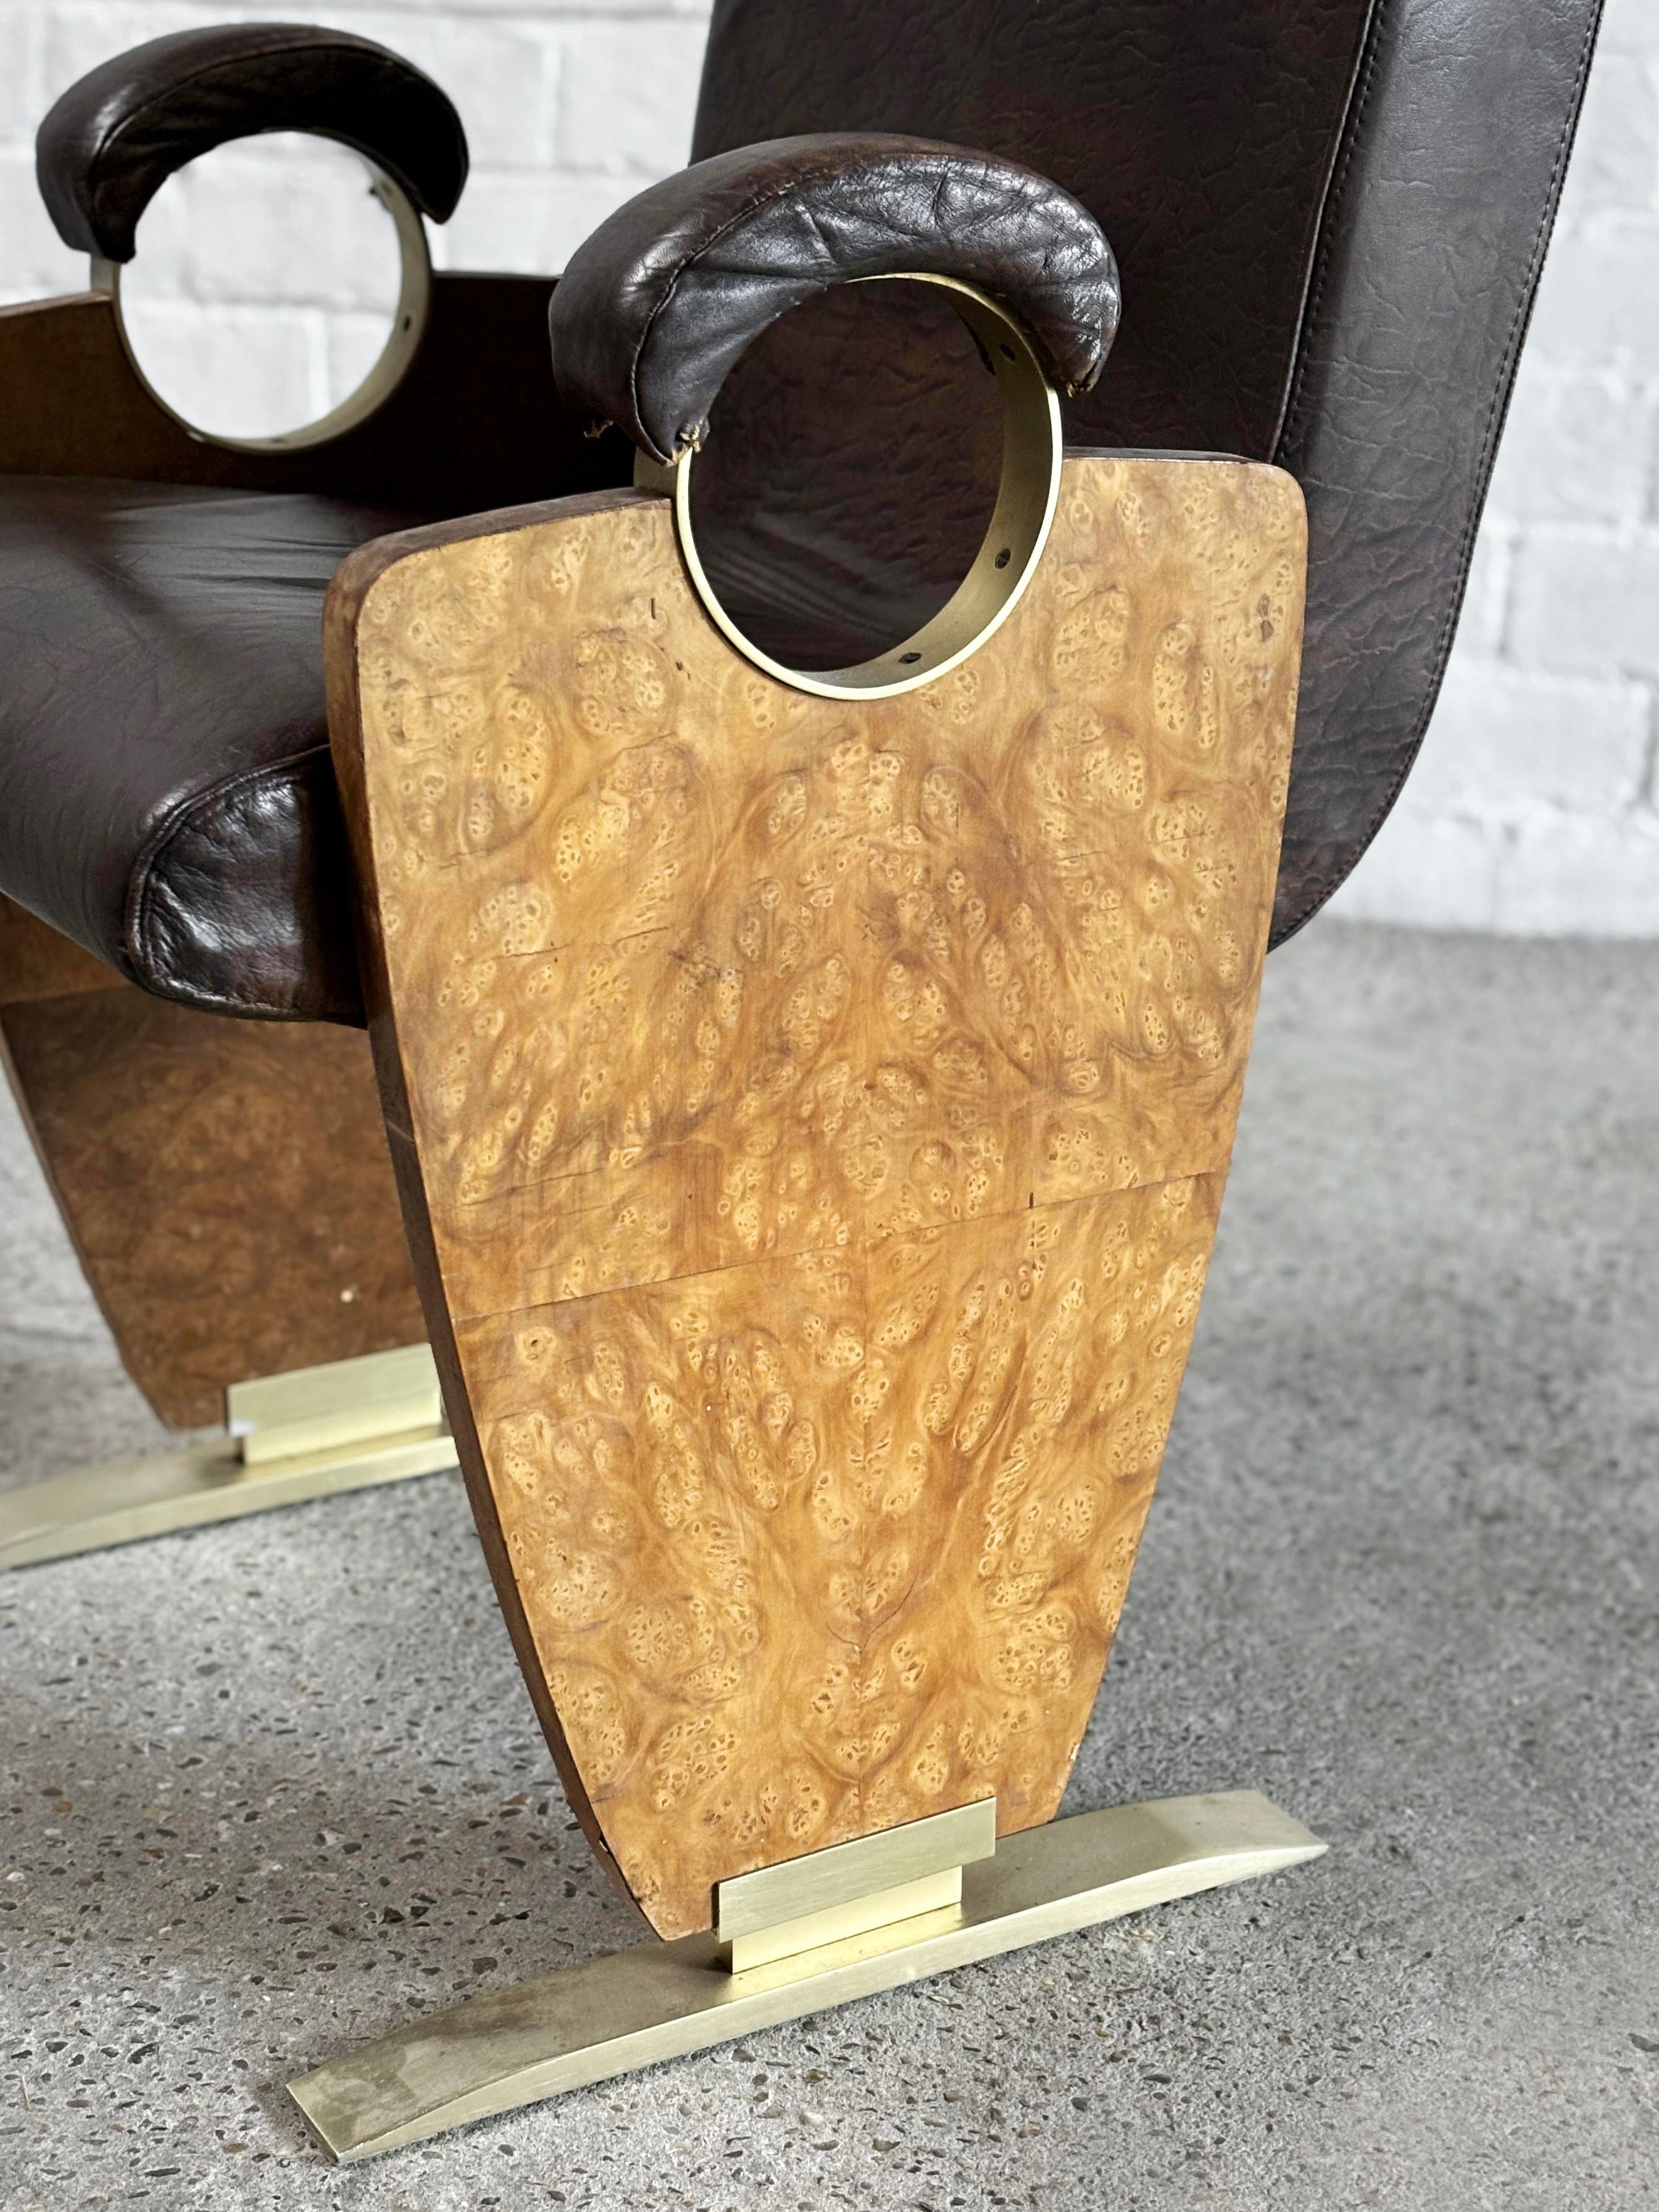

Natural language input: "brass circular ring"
[92,160,432,455]
[634,273,1063,701]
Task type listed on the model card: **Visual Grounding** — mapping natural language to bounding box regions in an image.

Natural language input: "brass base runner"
[0,1344,457,1570]
[290,1789,1324,2162]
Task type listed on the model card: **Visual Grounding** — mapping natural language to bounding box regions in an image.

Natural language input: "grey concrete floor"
[1,918,1656,2211]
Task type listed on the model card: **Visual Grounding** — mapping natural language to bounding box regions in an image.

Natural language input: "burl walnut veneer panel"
[330,455,1305,1936]
[1,984,425,1428]
[0,891,120,1005]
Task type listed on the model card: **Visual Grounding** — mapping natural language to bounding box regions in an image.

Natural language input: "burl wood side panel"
[335,455,1305,1936]
[0,892,120,1005]
[1,986,425,1428]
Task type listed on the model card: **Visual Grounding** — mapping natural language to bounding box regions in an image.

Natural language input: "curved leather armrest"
[550,133,1120,464]
[36,22,468,263]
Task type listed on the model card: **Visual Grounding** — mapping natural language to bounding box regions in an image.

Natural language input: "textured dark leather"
[689,278,1005,671]
[36,22,467,263]
[3,3,1608,1024]
[692,0,1605,941]
[549,134,1119,463]
[694,3,1378,461]
[0,478,426,1021]
[1268,0,1605,939]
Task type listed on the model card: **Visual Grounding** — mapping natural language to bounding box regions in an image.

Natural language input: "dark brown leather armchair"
[0,4,1601,1465]
[0,6,1611,2144]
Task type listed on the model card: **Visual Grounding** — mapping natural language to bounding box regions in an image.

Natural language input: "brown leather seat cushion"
[0,476,426,1021]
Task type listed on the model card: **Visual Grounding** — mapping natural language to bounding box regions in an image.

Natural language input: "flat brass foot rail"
[291,1789,1325,2161]
[0,1343,457,1570]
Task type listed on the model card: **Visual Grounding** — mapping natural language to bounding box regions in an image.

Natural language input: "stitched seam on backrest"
[1270,0,1388,466]
[1270,0,1607,946]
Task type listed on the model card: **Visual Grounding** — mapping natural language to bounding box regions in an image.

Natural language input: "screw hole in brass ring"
[89,159,433,455]
[632,273,1064,702]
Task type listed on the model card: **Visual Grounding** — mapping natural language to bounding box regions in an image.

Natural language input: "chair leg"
[301,449,1310,2145]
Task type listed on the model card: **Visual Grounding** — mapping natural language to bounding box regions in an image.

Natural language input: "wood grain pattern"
[0,892,122,1005]
[332,454,1305,1936]
[1,985,425,1427]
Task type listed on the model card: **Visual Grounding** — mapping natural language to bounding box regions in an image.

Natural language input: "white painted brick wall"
[1,0,1654,932]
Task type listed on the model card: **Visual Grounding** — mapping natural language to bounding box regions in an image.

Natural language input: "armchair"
[0,0,1603,2156]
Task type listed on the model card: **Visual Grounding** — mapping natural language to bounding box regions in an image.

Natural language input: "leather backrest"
[692,0,1605,939]
[695,1,1376,461]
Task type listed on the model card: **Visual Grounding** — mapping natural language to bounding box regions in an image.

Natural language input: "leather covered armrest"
[549,133,1120,464]
[36,22,468,264]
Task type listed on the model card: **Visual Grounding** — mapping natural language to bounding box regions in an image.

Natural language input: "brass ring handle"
[633,273,1063,701]
[89,157,432,455]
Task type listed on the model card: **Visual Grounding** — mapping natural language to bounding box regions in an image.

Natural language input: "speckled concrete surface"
[1,918,1656,2210]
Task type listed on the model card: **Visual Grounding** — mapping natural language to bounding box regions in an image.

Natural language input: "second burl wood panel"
[1,973,425,1429]
[339,454,1305,1936]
